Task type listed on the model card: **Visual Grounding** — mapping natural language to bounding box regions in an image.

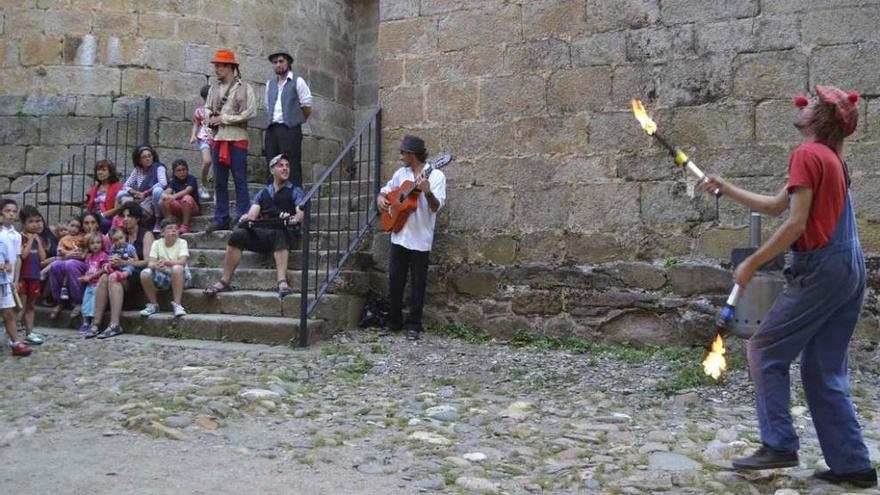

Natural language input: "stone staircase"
[36,179,377,346]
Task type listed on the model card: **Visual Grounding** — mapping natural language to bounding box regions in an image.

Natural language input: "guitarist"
[376,135,447,341]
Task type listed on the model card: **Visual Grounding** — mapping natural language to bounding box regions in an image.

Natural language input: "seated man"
[204,154,305,297]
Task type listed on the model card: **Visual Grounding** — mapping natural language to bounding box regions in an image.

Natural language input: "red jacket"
[86,181,123,213]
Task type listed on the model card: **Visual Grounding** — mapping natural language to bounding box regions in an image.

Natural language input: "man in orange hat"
[205,49,257,232]
[700,85,876,488]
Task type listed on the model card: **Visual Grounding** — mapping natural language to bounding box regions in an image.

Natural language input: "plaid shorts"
[146,267,192,291]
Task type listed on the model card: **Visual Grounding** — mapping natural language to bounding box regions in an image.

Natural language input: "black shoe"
[405,329,420,341]
[732,445,798,470]
[815,468,878,488]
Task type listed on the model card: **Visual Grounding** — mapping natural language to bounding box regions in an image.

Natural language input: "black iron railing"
[14,97,151,225]
[298,108,382,346]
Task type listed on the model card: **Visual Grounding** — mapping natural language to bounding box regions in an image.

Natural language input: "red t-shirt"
[786,142,848,251]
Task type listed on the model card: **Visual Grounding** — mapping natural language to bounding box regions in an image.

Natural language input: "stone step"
[35,307,330,346]
[189,248,374,271]
[114,289,363,325]
[181,229,368,251]
[188,267,369,293]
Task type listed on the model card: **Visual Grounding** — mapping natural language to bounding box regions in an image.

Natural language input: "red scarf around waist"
[210,140,248,166]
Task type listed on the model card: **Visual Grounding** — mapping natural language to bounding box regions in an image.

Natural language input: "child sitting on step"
[139,218,191,318]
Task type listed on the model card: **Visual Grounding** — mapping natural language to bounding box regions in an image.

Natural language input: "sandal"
[277,280,292,297]
[69,305,82,320]
[204,280,231,296]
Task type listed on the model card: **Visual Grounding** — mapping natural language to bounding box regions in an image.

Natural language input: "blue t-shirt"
[170,174,200,207]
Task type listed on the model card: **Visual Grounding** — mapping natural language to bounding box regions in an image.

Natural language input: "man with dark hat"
[205,154,305,298]
[376,135,447,340]
[265,50,313,187]
[699,85,877,488]
[205,48,257,232]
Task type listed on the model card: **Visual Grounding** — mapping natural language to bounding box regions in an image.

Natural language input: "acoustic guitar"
[380,153,453,233]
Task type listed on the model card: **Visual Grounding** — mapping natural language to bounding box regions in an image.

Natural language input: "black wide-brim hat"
[267,51,293,64]
[399,135,426,155]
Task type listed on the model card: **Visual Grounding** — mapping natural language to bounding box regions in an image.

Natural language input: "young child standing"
[140,218,191,317]
[18,206,46,345]
[78,233,109,334]
[159,159,201,234]
[0,199,31,357]
[189,84,213,202]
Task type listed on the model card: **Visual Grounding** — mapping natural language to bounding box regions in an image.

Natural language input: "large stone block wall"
[0,0,363,193]
[376,0,880,341]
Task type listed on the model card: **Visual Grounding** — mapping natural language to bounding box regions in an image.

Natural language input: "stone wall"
[375,0,880,342]
[0,0,367,193]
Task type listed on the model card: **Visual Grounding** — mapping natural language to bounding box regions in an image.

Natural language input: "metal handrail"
[14,97,150,225]
[298,108,382,346]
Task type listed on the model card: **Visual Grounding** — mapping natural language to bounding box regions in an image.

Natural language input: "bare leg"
[273,249,289,283]
[4,309,21,342]
[201,148,212,184]
[180,201,193,227]
[108,278,126,326]
[171,265,184,305]
[141,269,158,304]
[222,245,242,283]
[22,297,36,332]
[92,275,109,326]
[159,197,173,219]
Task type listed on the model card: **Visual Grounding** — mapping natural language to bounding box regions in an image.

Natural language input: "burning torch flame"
[631,99,657,135]
[702,333,727,380]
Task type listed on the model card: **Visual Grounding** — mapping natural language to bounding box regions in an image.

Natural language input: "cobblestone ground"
[2,328,880,495]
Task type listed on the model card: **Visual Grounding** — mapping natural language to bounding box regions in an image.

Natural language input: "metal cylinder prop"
[729,212,785,339]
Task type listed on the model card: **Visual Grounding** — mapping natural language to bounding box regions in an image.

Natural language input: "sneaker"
[199,188,211,201]
[11,342,32,356]
[405,329,420,341]
[96,324,123,339]
[172,302,187,317]
[815,468,878,488]
[140,303,160,317]
[84,324,101,338]
[732,445,799,470]
[59,287,70,301]
[178,224,190,235]
[77,323,91,334]
[24,332,44,345]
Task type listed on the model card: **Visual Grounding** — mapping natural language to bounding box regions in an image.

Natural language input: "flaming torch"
[630,99,721,197]
[702,284,742,379]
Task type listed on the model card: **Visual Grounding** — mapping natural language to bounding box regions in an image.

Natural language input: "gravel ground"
[1,327,879,495]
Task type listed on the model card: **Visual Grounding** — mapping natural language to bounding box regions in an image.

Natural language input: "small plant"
[196,252,208,268]
[509,329,535,348]
[663,256,680,267]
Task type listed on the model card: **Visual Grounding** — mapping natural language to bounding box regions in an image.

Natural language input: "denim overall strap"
[747,190,870,474]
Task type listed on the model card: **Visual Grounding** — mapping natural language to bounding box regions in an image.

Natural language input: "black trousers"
[265,123,303,187]
[388,243,430,332]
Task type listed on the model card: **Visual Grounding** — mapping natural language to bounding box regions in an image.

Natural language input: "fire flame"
[631,99,657,135]
[702,333,727,380]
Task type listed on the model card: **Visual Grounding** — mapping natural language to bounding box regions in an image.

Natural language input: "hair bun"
[794,95,809,107]
[848,92,860,103]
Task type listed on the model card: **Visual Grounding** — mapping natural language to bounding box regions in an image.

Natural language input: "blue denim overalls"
[748,189,871,474]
